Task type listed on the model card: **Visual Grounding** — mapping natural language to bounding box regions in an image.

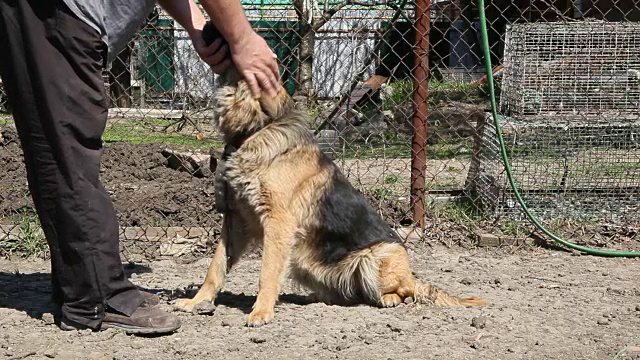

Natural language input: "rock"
[250,337,267,344]
[193,301,216,316]
[597,318,610,325]
[460,278,473,285]
[161,149,211,178]
[471,316,487,329]
[635,304,640,311]
[606,287,625,295]
[477,233,500,247]
[403,297,414,305]
[0,126,18,144]
[43,348,57,358]
[41,312,55,326]
[158,237,198,257]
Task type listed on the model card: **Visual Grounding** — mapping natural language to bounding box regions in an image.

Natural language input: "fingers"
[254,71,278,98]
[210,58,232,74]
[268,52,281,85]
[244,74,262,99]
[207,43,229,68]
[193,35,231,74]
[201,37,224,56]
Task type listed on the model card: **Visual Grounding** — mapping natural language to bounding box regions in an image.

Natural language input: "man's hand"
[228,31,280,98]
[158,0,282,98]
[190,27,232,74]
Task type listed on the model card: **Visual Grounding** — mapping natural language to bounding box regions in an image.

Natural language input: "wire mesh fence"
[1,0,639,260]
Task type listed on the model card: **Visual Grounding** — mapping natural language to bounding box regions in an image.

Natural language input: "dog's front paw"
[174,298,198,313]
[246,308,274,327]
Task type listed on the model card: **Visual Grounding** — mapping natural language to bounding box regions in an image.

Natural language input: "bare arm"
[157,0,231,74]
[157,0,280,97]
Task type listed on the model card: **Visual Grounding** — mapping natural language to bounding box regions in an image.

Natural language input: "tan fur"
[174,67,487,326]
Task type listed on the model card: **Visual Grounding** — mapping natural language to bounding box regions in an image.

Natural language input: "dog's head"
[212,65,294,143]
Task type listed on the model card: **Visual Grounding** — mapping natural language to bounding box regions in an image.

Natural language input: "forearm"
[157,0,206,37]
[158,0,254,49]
[197,0,254,46]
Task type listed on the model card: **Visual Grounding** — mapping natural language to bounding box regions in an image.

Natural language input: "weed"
[384,174,399,184]
[501,219,529,237]
[370,186,393,202]
[433,197,482,227]
[382,79,490,111]
[0,212,47,258]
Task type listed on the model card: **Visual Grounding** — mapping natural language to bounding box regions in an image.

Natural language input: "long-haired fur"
[175,64,486,326]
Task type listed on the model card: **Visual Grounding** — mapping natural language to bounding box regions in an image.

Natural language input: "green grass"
[384,174,399,184]
[432,197,482,223]
[500,219,530,237]
[430,197,484,238]
[0,114,10,126]
[382,79,489,111]
[103,118,224,150]
[0,212,47,258]
[335,131,472,160]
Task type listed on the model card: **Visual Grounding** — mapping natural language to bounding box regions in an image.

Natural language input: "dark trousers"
[0,0,143,329]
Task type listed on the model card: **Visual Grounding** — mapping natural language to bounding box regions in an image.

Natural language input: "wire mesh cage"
[500,21,640,117]
[470,21,640,243]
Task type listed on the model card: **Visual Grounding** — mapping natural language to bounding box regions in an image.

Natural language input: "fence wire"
[1,0,639,260]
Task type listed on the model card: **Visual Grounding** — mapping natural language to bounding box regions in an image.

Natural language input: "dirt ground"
[0,139,417,228]
[1,244,640,360]
[2,131,640,359]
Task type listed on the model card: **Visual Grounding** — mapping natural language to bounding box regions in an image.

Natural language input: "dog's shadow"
[172,289,315,314]
[219,292,314,314]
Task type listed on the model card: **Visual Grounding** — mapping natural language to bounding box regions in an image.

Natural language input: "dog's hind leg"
[246,216,296,327]
[174,213,253,312]
[376,244,417,307]
[377,243,486,308]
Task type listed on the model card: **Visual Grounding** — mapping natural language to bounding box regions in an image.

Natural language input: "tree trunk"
[298,29,315,98]
[293,0,315,98]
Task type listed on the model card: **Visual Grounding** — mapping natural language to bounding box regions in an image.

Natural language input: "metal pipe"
[410,0,429,229]
[196,0,409,6]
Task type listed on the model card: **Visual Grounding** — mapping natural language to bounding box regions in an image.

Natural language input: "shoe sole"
[100,322,181,335]
[60,320,180,335]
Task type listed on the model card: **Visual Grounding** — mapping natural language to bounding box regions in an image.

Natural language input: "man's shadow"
[0,262,313,320]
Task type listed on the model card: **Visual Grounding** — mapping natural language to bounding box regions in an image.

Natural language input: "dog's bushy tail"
[413,282,487,307]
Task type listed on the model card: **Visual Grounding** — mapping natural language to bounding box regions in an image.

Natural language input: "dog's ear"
[258,86,293,119]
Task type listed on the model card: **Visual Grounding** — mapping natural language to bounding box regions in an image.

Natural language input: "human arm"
[157,0,280,97]
[157,0,231,74]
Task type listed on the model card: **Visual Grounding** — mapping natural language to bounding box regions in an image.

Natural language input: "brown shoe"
[60,306,181,335]
[140,290,161,307]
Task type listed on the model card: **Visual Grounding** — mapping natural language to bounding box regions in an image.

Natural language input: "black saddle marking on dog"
[314,160,403,264]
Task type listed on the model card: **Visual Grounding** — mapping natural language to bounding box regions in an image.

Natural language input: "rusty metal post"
[410,0,430,229]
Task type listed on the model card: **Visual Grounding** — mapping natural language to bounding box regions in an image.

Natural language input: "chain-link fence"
[1,0,639,260]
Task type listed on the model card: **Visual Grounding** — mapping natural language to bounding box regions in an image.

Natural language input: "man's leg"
[0,0,177,333]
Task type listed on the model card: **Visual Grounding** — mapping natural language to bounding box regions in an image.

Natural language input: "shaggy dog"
[174,23,486,327]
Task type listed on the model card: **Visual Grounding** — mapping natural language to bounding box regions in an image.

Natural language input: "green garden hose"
[476,0,640,257]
